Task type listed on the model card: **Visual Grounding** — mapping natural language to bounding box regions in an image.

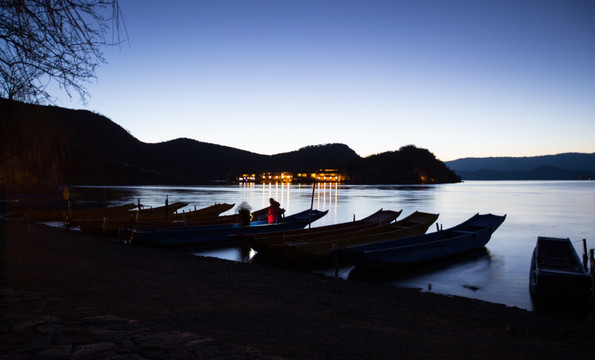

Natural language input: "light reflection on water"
[81,181,595,312]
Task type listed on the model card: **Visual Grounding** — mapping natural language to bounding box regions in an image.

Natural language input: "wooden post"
[308,183,315,229]
[590,249,595,309]
[583,239,588,272]
[165,195,169,221]
[102,216,108,237]
[126,208,139,245]
[66,197,71,230]
[62,187,71,231]
[333,242,339,277]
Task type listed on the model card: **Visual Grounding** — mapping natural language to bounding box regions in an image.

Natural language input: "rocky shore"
[1,287,238,359]
[1,220,594,359]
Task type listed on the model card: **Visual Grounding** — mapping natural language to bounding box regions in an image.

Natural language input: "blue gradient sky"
[55,0,595,161]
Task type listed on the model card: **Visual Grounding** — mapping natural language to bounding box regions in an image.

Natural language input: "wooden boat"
[74,203,237,234]
[236,209,403,252]
[128,201,189,217]
[149,207,269,228]
[22,199,192,223]
[129,209,329,246]
[259,211,439,265]
[529,236,592,300]
[170,202,235,219]
[129,202,236,227]
[336,213,506,270]
[23,202,139,222]
[71,201,190,234]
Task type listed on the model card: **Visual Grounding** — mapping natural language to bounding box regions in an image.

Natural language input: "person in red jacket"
[268,198,284,224]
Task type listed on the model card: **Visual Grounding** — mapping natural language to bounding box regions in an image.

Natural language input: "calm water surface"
[88,181,595,312]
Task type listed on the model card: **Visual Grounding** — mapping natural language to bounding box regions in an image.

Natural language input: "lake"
[82,181,595,312]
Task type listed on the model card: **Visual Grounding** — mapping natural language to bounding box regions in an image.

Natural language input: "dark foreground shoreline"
[1,220,594,359]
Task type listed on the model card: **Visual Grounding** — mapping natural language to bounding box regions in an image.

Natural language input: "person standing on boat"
[268,198,284,224]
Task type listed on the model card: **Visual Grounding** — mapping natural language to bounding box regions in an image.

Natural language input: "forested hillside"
[1,99,460,189]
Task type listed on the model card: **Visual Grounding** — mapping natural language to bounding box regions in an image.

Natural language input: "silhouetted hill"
[344,145,461,184]
[445,154,595,180]
[1,99,460,188]
[268,144,358,172]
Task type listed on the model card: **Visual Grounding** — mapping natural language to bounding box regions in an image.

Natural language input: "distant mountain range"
[445,154,595,180]
[0,99,460,189]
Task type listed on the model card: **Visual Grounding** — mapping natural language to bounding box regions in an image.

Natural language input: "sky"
[53,0,595,161]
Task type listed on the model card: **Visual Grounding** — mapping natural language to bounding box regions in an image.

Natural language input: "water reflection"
[347,248,493,283]
[193,245,255,264]
[343,248,503,306]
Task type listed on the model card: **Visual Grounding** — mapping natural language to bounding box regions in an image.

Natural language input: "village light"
[236,169,344,184]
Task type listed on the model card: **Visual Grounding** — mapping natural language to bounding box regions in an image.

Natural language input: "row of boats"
[13,199,594,306]
[14,200,507,271]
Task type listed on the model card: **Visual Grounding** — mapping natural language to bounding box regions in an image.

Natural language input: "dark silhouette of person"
[268,198,284,224]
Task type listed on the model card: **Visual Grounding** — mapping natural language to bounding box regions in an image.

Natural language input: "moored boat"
[125,202,236,228]
[151,206,269,228]
[22,202,139,222]
[529,236,592,301]
[336,213,506,271]
[77,204,266,235]
[71,201,190,234]
[129,209,329,246]
[256,211,439,265]
[236,209,402,252]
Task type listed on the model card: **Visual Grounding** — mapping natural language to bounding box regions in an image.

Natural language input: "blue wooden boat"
[529,236,592,300]
[255,211,439,266]
[335,213,506,270]
[236,209,403,253]
[129,209,328,246]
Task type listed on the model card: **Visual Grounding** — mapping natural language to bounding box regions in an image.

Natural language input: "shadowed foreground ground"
[1,220,594,359]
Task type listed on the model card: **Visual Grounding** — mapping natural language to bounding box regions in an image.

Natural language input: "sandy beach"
[1,219,594,359]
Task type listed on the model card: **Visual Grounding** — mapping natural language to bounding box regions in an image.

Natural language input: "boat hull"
[337,213,506,270]
[261,211,439,266]
[239,209,403,253]
[73,202,230,234]
[131,209,328,246]
[529,236,592,301]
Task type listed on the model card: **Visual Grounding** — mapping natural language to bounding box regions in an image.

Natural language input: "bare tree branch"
[0,0,125,104]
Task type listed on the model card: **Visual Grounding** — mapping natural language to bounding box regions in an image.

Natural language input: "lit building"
[258,171,293,183]
[237,173,257,182]
[310,169,346,182]
[236,169,346,184]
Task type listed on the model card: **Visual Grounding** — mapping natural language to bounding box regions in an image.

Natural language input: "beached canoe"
[22,202,139,222]
[336,213,506,270]
[235,209,402,252]
[130,202,236,227]
[148,206,269,228]
[128,209,329,246]
[77,202,237,234]
[261,211,440,265]
[71,201,189,233]
[529,236,592,301]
